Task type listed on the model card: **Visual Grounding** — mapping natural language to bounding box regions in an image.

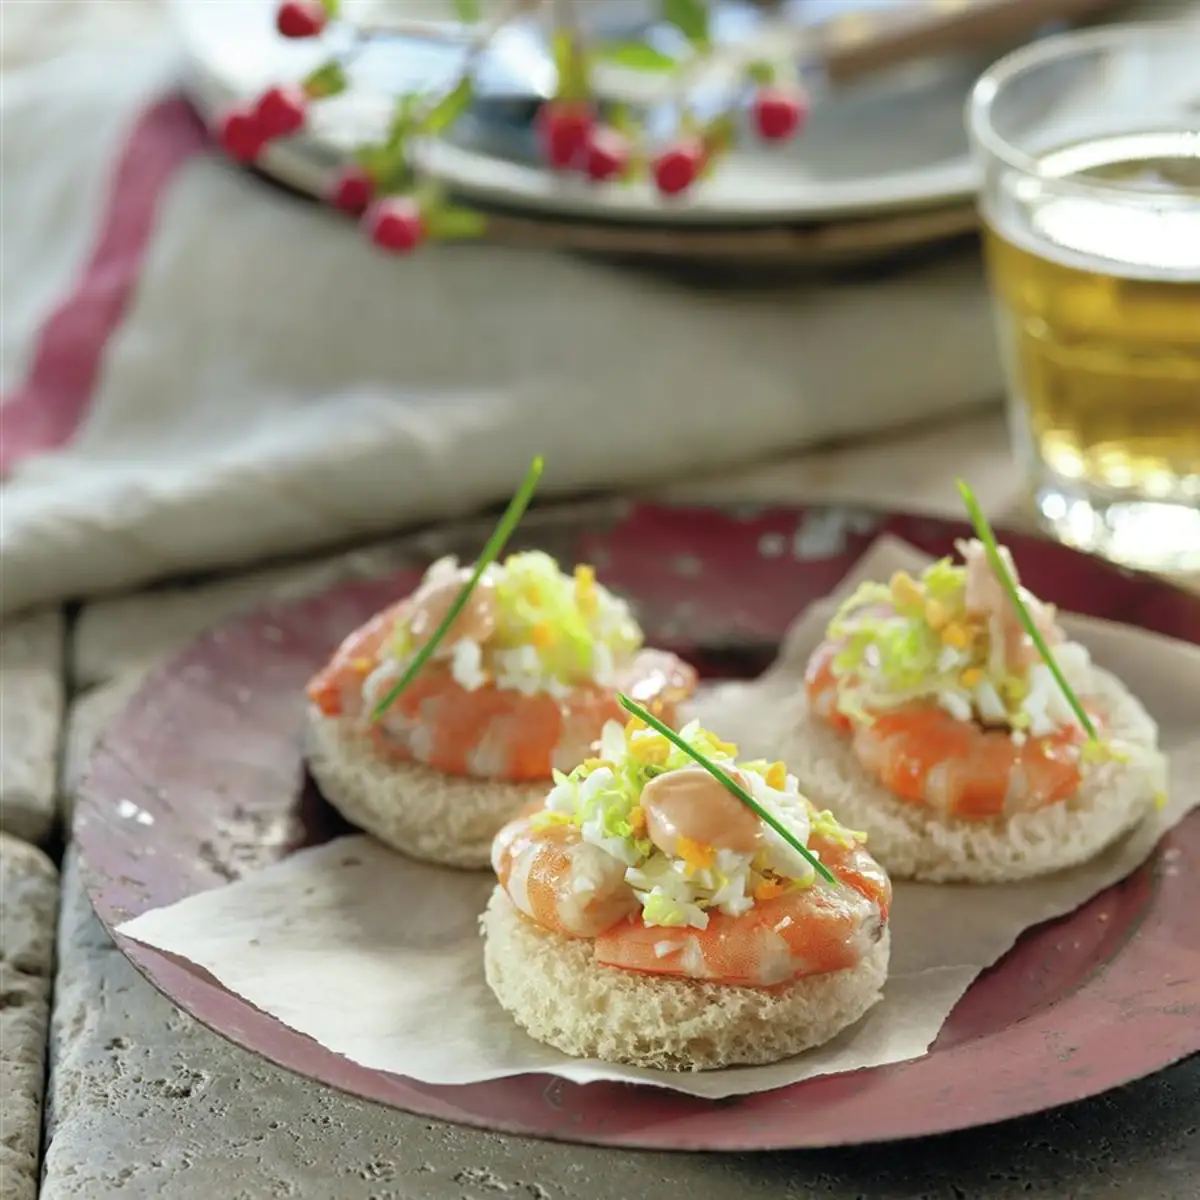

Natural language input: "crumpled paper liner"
[117,536,1199,1100]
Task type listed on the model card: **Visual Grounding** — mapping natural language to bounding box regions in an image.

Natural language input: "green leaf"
[354,144,387,175]
[355,142,413,194]
[419,76,474,137]
[663,0,710,49]
[385,93,421,151]
[702,111,737,155]
[379,170,417,196]
[621,153,648,186]
[697,111,735,177]
[551,29,591,102]
[955,479,1099,742]
[595,41,678,72]
[608,102,637,137]
[425,205,488,239]
[746,59,776,86]
[616,694,838,887]
[415,177,444,207]
[302,61,348,100]
[450,0,481,22]
[318,0,341,17]
[371,456,546,721]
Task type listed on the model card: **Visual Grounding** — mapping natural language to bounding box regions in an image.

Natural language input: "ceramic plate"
[75,501,1200,1151]
[170,0,1031,222]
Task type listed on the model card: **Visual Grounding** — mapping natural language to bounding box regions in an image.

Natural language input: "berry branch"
[217,0,810,256]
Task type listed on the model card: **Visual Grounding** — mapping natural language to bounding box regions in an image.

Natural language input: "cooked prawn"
[492,813,640,938]
[593,824,888,987]
[593,881,884,987]
[850,703,1089,817]
[591,830,890,986]
[804,542,1098,820]
[492,810,889,987]
[308,600,408,719]
[804,642,854,736]
[959,539,1063,674]
[812,829,892,920]
[807,635,1095,818]
[308,616,696,783]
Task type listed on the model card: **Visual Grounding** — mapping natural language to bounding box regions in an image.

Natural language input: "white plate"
[170,0,1176,225]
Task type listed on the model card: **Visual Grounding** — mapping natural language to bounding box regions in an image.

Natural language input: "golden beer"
[970,29,1200,572]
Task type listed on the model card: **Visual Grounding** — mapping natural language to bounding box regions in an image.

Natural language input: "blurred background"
[2,0,1197,616]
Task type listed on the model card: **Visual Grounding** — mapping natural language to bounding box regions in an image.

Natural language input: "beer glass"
[968,23,1200,573]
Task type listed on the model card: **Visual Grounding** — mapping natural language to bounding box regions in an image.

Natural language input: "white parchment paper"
[117,537,1200,1100]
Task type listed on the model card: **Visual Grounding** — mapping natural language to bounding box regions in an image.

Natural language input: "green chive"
[955,479,1098,741]
[370,456,545,722]
[616,694,838,886]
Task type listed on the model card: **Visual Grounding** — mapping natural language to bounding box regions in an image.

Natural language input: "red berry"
[752,86,807,143]
[276,0,327,38]
[584,126,629,184]
[536,102,593,171]
[218,108,265,163]
[254,86,307,140]
[365,198,424,255]
[330,167,375,217]
[652,140,704,197]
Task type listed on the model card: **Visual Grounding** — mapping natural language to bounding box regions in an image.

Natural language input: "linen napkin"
[0,0,1004,617]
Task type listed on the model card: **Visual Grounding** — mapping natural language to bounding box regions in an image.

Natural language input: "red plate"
[75,502,1200,1151]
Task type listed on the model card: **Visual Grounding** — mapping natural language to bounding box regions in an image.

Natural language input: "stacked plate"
[171,0,1168,265]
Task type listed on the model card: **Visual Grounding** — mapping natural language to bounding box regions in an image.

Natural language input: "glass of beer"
[968,23,1200,574]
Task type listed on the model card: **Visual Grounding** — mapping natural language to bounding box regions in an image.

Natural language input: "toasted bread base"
[304,707,545,870]
[788,667,1164,883]
[481,888,890,1072]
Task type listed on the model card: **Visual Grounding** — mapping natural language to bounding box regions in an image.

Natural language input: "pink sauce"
[640,765,762,856]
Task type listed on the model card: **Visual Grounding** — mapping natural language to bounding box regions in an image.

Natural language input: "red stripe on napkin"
[0,94,209,477]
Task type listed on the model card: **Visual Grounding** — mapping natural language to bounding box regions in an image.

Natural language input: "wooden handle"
[815,0,1120,87]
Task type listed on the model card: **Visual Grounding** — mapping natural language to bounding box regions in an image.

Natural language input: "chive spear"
[955,479,1099,742]
[370,455,545,722]
[617,693,839,887]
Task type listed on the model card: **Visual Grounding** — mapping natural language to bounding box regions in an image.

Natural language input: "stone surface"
[0,607,64,845]
[43,852,1200,1199]
[60,676,147,829]
[0,834,59,1200]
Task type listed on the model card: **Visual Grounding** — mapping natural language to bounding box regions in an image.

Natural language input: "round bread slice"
[787,667,1164,884]
[481,888,890,1071]
[305,706,545,870]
